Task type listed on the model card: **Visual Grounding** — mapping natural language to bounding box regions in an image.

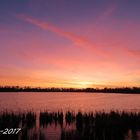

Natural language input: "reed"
[0,111,140,140]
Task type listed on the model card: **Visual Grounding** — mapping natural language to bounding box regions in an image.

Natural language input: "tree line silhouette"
[0,86,140,93]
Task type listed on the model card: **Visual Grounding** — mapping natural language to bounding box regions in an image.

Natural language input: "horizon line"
[0,85,140,89]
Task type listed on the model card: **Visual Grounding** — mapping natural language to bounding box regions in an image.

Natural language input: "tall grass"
[0,111,140,140]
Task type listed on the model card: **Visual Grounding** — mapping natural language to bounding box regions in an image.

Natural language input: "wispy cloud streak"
[18,14,88,46]
[17,14,140,59]
[17,14,113,58]
[127,49,140,56]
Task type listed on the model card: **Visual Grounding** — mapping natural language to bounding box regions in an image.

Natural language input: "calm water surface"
[0,92,140,112]
[0,92,140,140]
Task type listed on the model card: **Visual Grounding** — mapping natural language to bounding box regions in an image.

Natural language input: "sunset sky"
[0,0,140,88]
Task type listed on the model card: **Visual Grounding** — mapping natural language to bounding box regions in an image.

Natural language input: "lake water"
[0,92,140,140]
[0,92,140,112]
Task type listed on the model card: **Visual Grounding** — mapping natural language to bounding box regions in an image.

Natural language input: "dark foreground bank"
[0,111,140,140]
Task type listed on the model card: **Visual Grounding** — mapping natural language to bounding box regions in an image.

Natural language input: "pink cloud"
[94,3,117,25]
[18,14,89,46]
[126,48,140,56]
[17,14,113,58]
